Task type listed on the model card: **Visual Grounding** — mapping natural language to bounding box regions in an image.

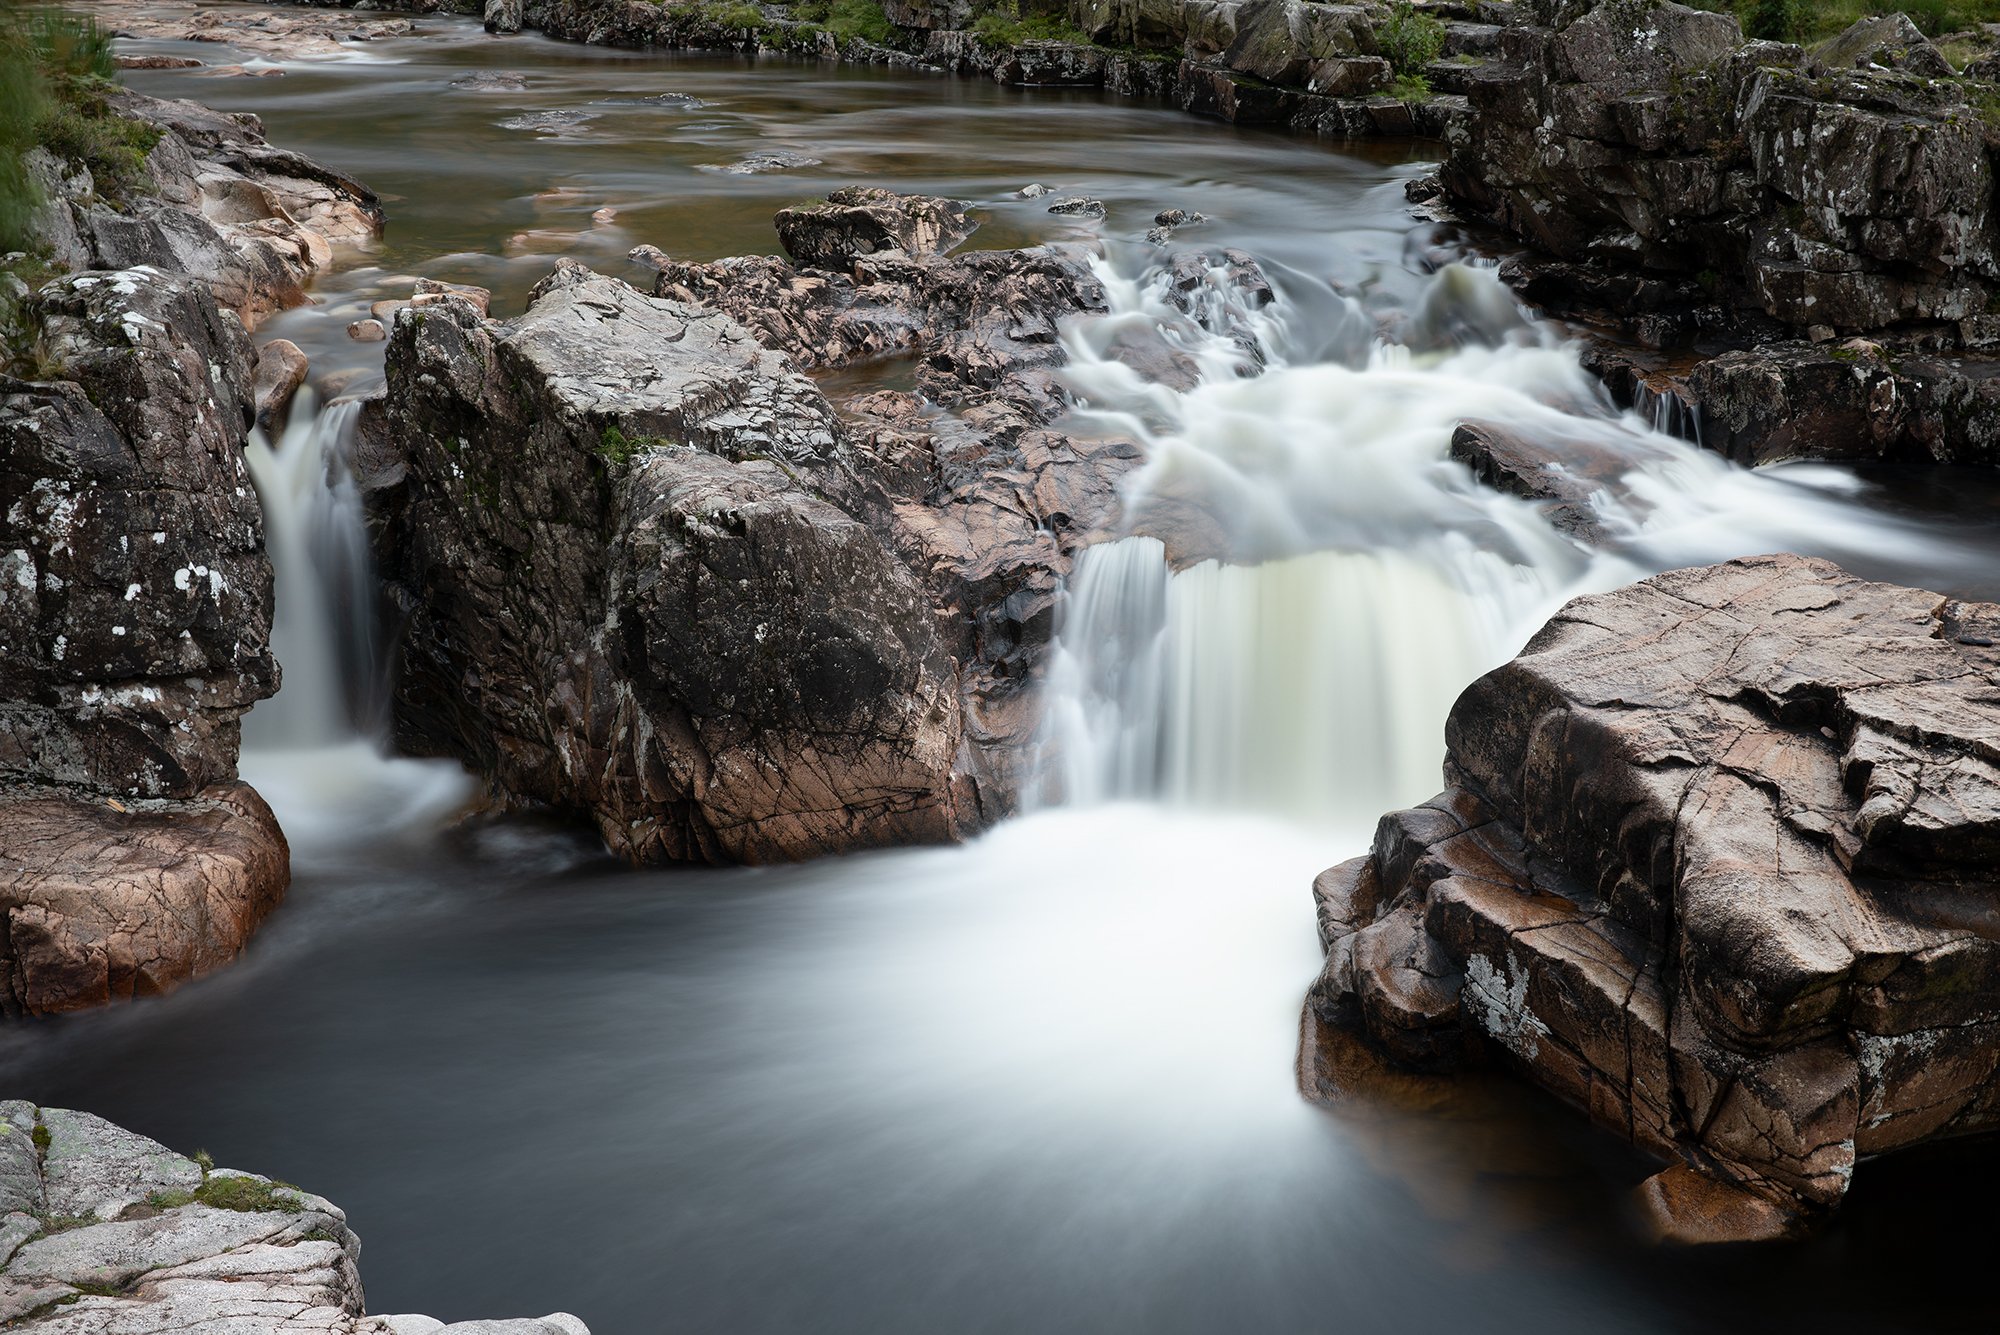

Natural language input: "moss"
[701,2,768,30]
[599,425,675,464]
[1389,72,1432,102]
[30,1124,50,1154]
[970,5,1089,48]
[823,0,898,47]
[148,1174,304,1214]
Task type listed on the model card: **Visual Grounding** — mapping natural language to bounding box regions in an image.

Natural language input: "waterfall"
[240,388,470,847]
[1036,252,1947,827]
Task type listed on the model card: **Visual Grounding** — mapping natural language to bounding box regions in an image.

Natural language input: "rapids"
[10,10,2000,1333]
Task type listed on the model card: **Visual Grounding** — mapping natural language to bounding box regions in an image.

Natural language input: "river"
[8,9,2000,1332]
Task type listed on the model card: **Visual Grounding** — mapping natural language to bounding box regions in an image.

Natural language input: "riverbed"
[9,9,2000,1332]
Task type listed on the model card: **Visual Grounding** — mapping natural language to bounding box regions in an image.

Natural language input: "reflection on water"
[13,10,1997,1335]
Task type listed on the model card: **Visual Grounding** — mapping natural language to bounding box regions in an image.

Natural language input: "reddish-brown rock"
[1308,554,2000,1236]
[0,782,287,1015]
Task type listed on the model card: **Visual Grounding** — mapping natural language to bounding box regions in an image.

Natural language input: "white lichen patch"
[1462,951,1551,1062]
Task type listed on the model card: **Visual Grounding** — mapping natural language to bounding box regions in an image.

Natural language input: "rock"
[37,1110,201,1223]
[375,262,970,863]
[628,244,672,271]
[114,55,204,70]
[0,1102,590,1333]
[1015,182,1053,198]
[449,70,529,91]
[0,782,289,1015]
[484,0,525,34]
[413,277,492,316]
[74,0,415,60]
[1448,420,1621,542]
[2,269,275,800]
[704,149,823,174]
[348,318,388,341]
[252,338,309,433]
[1808,13,1955,79]
[0,1106,42,1218]
[1442,0,2000,347]
[774,187,976,269]
[1309,554,2000,1232]
[1046,195,1107,218]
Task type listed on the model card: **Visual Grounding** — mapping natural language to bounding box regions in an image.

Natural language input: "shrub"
[824,0,897,46]
[1377,1,1446,77]
[1742,0,1803,42]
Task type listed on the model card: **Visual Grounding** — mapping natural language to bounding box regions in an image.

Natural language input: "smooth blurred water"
[13,9,2000,1333]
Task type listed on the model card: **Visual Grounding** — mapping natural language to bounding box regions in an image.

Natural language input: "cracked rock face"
[0,1101,589,1334]
[374,261,971,863]
[1444,1,2000,347]
[1305,554,2000,1240]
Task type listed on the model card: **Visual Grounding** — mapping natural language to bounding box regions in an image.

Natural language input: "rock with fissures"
[773,187,976,269]
[1308,554,2000,1238]
[0,783,288,1016]
[0,1102,591,1333]
[375,260,970,864]
[252,337,309,432]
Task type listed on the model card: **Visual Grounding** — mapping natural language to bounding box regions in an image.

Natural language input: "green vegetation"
[799,0,898,46]
[148,1173,304,1214]
[702,1,768,30]
[0,6,157,255]
[30,1124,50,1154]
[1378,2,1446,76]
[599,425,675,464]
[1688,0,1996,45]
[1389,72,1434,101]
[970,3,1088,47]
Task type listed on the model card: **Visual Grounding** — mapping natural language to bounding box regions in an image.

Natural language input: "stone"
[0,1102,591,1333]
[1808,13,1955,79]
[1046,196,1107,218]
[773,187,976,269]
[252,337,309,433]
[0,783,289,1016]
[1308,554,2000,1230]
[484,0,525,34]
[348,318,388,341]
[38,1110,201,1222]
[0,1106,42,1218]
[374,262,969,863]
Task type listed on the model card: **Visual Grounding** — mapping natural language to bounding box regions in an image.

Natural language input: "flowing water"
[12,8,2000,1332]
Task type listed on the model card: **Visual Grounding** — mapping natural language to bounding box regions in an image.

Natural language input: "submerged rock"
[1307,554,2000,1238]
[774,187,976,268]
[0,1101,589,1333]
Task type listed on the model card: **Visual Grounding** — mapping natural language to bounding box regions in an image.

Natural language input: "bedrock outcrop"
[0,85,376,1011]
[0,1101,588,1333]
[367,186,1175,860]
[1305,554,2000,1241]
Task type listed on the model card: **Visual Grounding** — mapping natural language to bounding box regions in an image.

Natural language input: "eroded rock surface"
[0,1101,589,1333]
[1307,554,2000,1239]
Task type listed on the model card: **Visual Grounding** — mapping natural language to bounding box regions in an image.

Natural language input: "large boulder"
[773,187,976,269]
[1307,554,2000,1240]
[374,261,972,863]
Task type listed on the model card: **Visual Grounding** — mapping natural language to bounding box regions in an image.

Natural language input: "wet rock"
[704,149,823,174]
[376,262,972,863]
[1443,2,2000,346]
[1047,195,1107,219]
[1309,554,2000,1233]
[0,783,289,1016]
[450,70,530,91]
[77,0,415,61]
[252,337,309,433]
[348,318,388,341]
[1015,182,1054,198]
[485,0,525,34]
[115,55,204,70]
[774,187,976,269]
[1448,421,1614,542]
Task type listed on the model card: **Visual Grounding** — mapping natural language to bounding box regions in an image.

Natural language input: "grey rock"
[484,0,525,33]
[0,1213,41,1267]
[38,1109,200,1222]
[0,1104,43,1218]
[1046,195,1106,218]
[1809,12,1955,78]
[774,187,975,269]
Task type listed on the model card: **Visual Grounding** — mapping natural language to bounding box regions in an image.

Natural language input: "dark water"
[11,8,2000,1333]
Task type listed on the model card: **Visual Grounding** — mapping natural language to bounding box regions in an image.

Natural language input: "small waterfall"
[242,391,384,747]
[240,387,470,847]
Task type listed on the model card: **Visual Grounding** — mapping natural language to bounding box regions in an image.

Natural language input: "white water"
[1037,253,1956,825]
[240,391,471,846]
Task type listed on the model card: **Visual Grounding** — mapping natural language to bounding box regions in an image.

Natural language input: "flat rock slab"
[1309,553,2000,1235]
